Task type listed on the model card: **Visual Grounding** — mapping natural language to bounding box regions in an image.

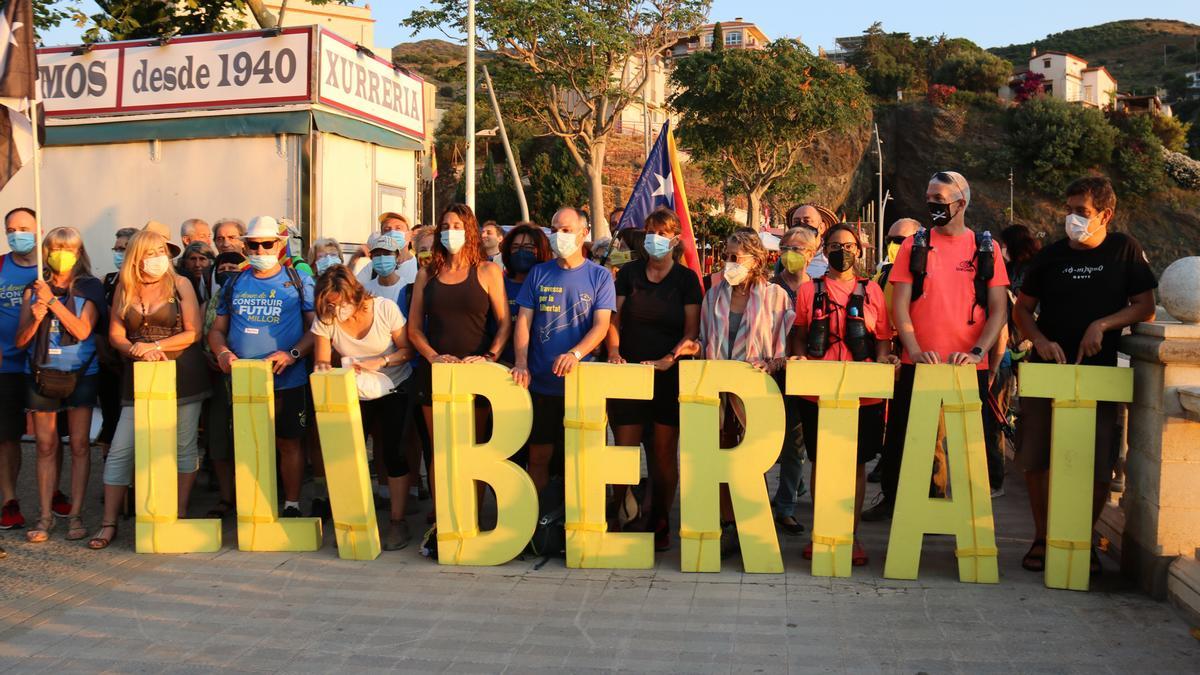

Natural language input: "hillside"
[990,19,1200,95]
[392,38,494,103]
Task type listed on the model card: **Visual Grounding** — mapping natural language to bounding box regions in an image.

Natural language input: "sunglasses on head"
[245,240,276,251]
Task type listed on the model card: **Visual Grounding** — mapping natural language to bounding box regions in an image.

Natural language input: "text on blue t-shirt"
[217,268,315,389]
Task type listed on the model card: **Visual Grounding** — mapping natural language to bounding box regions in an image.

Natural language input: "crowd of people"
[0,170,1158,573]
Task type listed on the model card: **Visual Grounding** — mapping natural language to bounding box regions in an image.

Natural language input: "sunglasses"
[245,240,277,251]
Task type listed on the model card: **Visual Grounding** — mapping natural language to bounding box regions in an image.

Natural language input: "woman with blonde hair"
[88,224,207,549]
[678,228,795,556]
[15,227,104,543]
[311,266,415,549]
[309,237,343,277]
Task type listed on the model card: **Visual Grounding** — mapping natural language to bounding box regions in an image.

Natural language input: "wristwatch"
[289,348,302,360]
[571,350,583,361]
[969,346,984,357]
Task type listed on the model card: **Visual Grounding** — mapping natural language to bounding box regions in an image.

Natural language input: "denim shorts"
[103,401,204,487]
[26,373,99,413]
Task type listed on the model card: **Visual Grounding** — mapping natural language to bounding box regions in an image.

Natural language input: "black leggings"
[361,390,409,478]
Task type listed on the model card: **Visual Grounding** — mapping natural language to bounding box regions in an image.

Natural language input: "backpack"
[909,228,994,325]
[807,278,876,362]
[528,476,566,569]
[220,265,306,317]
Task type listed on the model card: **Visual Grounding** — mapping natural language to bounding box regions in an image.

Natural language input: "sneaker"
[51,490,72,518]
[654,518,670,552]
[0,499,24,529]
[990,487,1006,499]
[309,498,331,520]
[281,505,303,518]
[383,520,410,551]
[861,498,894,522]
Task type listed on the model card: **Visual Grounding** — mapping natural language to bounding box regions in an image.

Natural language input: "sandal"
[852,541,869,567]
[1021,538,1046,571]
[776,515,805,536]
[65,515,88,541]
[26,516,53,543]
[89,522,118,550]
[205,500,236,519]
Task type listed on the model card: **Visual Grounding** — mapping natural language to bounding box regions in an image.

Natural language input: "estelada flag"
[0,0,37,193]
[614,120,703,287]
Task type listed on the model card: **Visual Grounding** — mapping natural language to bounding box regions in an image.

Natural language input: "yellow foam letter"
[310,369,381,560]
[563,362,654,569]
[432,362,537,565]
[786,360,894,577]
[1019,363,1132,591]
[884,364,998,583]
[678,360,783,573]
[231,361,322,551]
[134,361,221,553]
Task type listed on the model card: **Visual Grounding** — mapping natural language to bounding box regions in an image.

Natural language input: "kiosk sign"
[316,29,425,139]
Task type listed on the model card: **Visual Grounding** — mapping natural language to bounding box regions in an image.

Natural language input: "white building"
[1001,49,1117,109]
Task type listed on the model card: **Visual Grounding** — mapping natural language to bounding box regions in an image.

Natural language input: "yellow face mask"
[887,242,902,264]
[781,251,809,274]
[46,250,78,274]
[416,251,433,266]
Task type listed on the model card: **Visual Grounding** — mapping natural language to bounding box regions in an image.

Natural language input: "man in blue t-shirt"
[0,208,40,529]
[208,216,315,517]
[513,207,616,491]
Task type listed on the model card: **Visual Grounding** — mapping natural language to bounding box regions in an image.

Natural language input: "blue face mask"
[644,233,674,259]
[385,230,407,250]
[7,231,35,255]
[315,254,339,275]
[509,249,537,274]
[372,255,397,276]
[113,250,126,269]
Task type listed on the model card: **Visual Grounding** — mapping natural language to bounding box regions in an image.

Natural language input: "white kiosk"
[0,26,427,271]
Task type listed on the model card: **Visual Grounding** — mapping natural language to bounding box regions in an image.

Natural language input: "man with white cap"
[351,212,418,287]
[361,232,406,305]
[863,171,1010,521]
[207,216,316,517]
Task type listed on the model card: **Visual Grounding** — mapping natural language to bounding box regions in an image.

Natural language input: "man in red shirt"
[863,171,1010,521]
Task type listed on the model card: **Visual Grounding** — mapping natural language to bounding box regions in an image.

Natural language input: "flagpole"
[31,100,41,276]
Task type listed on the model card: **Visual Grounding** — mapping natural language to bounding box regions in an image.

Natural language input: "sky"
[39,0,1200,51]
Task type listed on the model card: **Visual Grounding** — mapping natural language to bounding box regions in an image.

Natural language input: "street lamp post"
[465,0,476,211]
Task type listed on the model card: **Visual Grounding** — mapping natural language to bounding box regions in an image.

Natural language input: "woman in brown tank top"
[407,204,510,509]
[89,227,207,550]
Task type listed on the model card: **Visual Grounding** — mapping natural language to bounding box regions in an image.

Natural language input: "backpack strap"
[221,269,247,316]
[909,234,929,303]
[284,265,305,306]
[972,230,993,322]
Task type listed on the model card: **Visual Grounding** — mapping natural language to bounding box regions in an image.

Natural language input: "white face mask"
[550,231,580,259]
[1065,213,1095,243]
[142,255,170,279]
[248,254,279,271]
[723,261,749,286]
[440,229,466,254]
[336,305,355,322]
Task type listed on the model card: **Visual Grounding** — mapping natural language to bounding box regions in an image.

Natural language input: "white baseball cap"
[367,232,401,254]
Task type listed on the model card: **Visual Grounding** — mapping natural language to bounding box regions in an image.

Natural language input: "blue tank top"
[27,296,98,376]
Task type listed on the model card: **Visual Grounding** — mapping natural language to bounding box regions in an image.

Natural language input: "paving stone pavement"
[1,442,1198,673]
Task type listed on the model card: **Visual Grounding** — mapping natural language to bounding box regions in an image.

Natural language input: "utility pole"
[873,123,884,260]
[465,0,476,211]
[482,65,529,222]
[642,51,652,159]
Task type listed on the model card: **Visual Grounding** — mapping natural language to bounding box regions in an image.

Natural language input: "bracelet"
[154,341,163,351]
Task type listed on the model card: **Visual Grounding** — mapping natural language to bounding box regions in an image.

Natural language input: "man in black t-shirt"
[1012,175,1157,574]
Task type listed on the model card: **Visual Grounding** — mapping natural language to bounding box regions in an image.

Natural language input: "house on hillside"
[1117,94,1174,117]
[670,19,770,57]
[1000,48,1117,109]
[820,36,866,66]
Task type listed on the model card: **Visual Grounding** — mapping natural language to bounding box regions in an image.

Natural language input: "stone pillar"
[1118,257,1200,618]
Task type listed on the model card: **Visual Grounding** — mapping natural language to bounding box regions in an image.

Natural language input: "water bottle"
[807,298,830,358]
[845,306,871,362]
[977,230,995,283]
[910,228,929,274]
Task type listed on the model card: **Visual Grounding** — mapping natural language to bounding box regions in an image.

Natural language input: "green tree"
[1112,113,1167,196]
[711,21,723,52]
[66,0,353,42]
[671,39,868,229]
[933,49,1012,93]
[406,0,709,239]
[1006,96,1116,194]
[525,140,589,226]
[1151,114,1191,154]
[848,23,920,98]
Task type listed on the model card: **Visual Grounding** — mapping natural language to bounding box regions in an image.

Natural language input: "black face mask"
[888,236,907,246]
[827,249,856,273]
[927,201,956,226]
[216,271,235,287]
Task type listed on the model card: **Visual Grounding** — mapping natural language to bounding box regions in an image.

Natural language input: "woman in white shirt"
[311,266,415,550]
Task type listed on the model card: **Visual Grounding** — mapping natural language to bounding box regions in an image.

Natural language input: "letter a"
[563,363,654,568]
[432,363,537,565]
[134,361,220,553]
[1019,363,1132,591]
[786,360,894,577]
[678,360,783,573]
[884,364,998,583]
